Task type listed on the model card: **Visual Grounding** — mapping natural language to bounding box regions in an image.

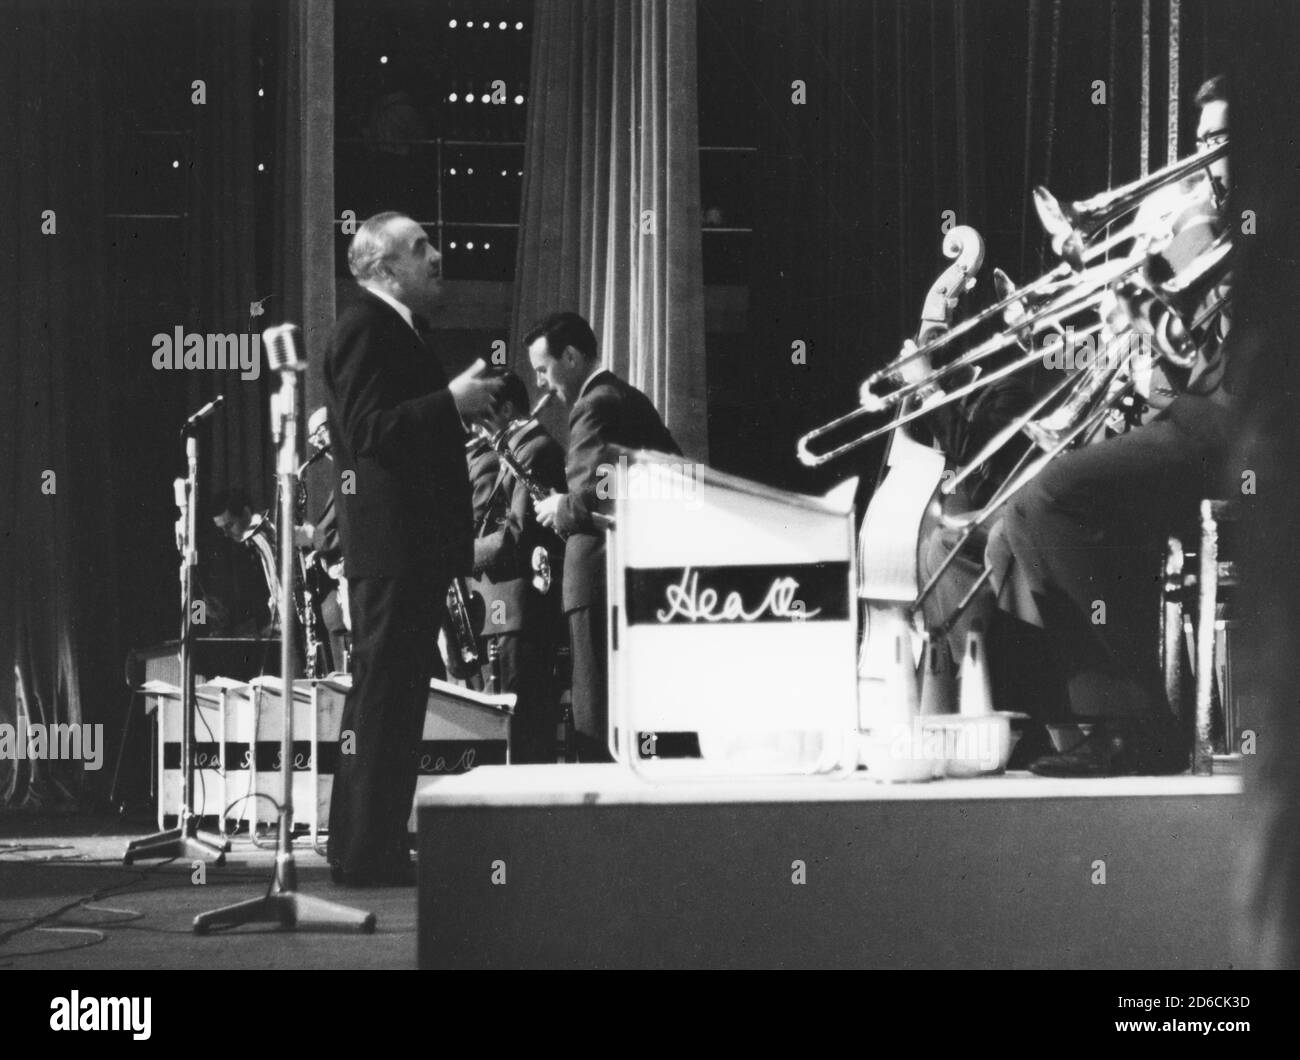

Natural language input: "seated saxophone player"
[984,75,1234,777]
[212,486,282,637]
[470,369,567,763]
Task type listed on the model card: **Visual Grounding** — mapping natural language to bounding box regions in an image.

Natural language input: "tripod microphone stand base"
[193,853,375,934]
[124,816,231,867]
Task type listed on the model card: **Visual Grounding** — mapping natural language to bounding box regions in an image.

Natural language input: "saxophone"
[482,393,561,595]
[293,479,324,678]
[443,576,486,688]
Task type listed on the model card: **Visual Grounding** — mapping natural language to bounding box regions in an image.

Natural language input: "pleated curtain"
[0,2,117,807]
[512,0,708,460]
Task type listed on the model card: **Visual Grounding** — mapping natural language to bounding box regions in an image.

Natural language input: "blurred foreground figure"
[1225,8,1300,969]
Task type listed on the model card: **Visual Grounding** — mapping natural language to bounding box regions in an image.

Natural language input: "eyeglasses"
[1197,129,1228,148]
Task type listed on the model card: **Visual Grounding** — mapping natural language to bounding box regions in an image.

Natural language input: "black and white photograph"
[2,0,1299,1007]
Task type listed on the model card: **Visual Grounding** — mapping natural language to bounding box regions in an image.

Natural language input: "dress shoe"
[1006,723,1054,771]
[1028,719,1188,777]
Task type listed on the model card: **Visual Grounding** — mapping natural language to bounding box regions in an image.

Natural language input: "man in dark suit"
[211,488,281,636]
[324,211,502,885]
[528,312,680,762]
[470,370,567,763]
[984,78,1233,776]
[466,431,501,520]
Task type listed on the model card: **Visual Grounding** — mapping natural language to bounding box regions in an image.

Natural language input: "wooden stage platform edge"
[416,765,1247,969]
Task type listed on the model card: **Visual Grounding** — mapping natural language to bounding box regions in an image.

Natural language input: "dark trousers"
[918,519,1064,723]
[567,599,610,760]
[320,588,349,673]
[489,629,559,764]
[327,571,446,875]
[989,396,1231,720]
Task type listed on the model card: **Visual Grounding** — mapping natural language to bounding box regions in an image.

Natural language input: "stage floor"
[0,815,417,970]
[2,768,1248,970]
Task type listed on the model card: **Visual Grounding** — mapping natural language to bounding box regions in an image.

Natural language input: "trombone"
[795,139,1230,470]
[941,227,1232,498]
[912,359,1138,621]
[1033,140,1227,265]
[796,256,1131,467]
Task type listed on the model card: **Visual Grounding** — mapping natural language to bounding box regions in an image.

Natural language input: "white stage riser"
[149,678,513,835]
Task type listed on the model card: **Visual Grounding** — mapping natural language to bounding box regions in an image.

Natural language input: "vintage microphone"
[124,402,232,868]
[181,394,225,432]
[194,323,374,934]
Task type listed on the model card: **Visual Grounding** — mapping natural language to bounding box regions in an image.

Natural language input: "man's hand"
[895,338,933,385]
[535,492,561,529]
[449,358,505,419]
[293,524,315,548]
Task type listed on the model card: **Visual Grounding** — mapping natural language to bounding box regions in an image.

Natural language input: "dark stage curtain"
[1,0,281,811]
[704,0,1230,496]
[273,0,335,528]
[186,0,273,512]
[0,1,118,807]
[513,0,709,460]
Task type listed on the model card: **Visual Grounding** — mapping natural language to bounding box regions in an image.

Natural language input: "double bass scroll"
[857,225,987,604]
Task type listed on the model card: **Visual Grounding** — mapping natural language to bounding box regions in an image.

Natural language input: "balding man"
[324,211,501,885]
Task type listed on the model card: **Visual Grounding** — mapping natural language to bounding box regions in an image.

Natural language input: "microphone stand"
[195,324,374,934]
[124,419,231,866]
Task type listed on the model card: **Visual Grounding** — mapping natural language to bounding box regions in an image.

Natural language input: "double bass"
[855,226,985,699]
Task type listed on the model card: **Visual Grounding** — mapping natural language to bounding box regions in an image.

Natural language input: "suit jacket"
[467,436,501,522]
[472,421,567,635]
[553,369,680,612]
[311,491,341,565]
[323,290,473,580]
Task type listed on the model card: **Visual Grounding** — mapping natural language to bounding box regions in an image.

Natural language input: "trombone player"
[984,75,1235,777]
